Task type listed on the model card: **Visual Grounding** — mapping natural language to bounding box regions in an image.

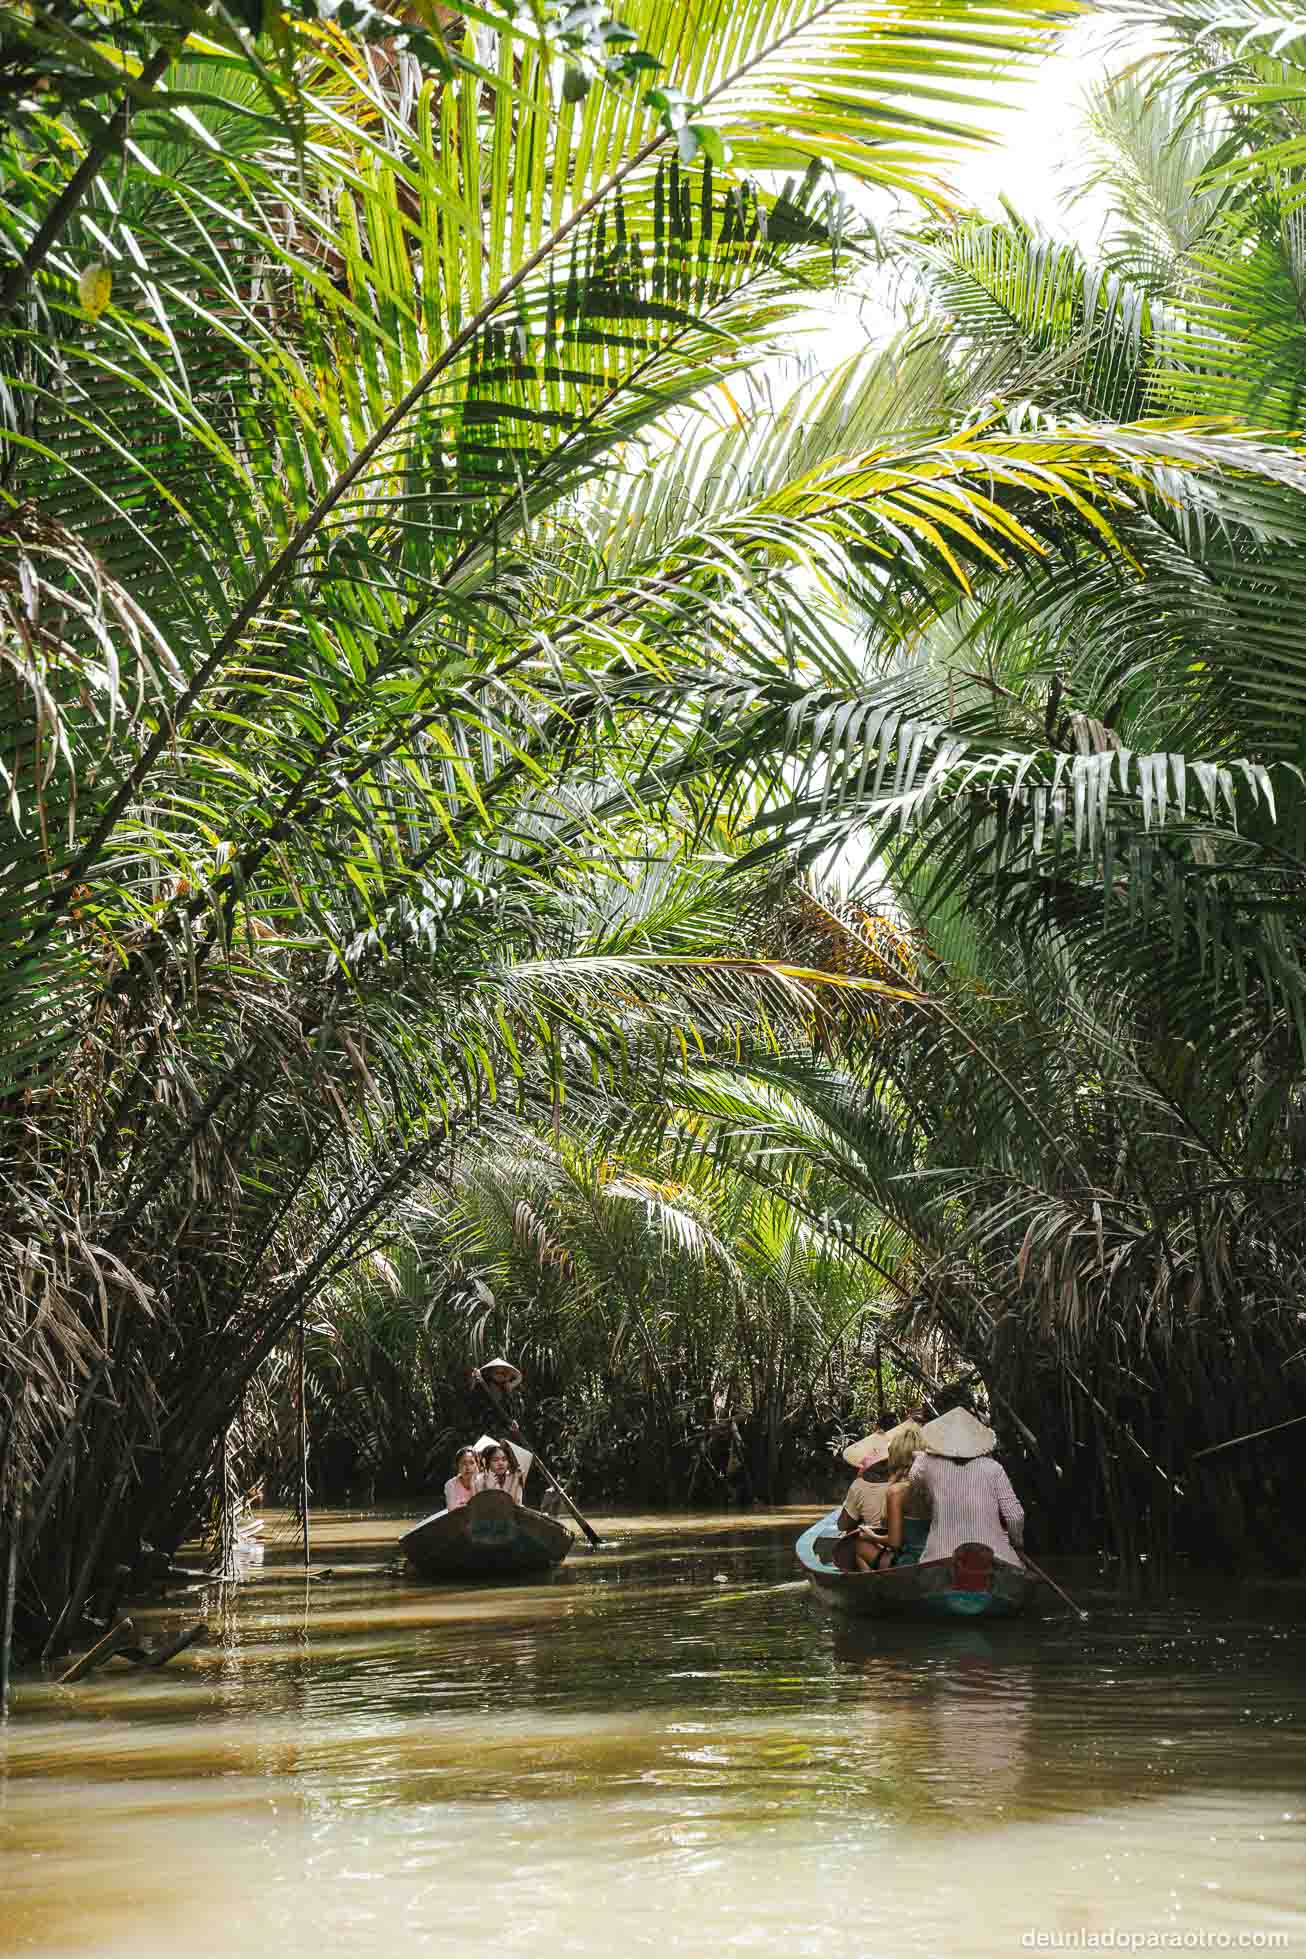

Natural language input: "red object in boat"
[951,1543,994,1593]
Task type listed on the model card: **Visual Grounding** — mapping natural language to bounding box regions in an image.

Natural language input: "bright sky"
[751,16,1151,393]
[755,20,1151,895]
[961,16,1128,237]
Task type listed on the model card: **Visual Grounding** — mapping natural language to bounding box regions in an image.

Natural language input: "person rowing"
[471,1356,525,1448]
[471,1358,531,1496]
[473,1355,523,1399]
[470,1354,603,1549]
[907,1408,1025,1566]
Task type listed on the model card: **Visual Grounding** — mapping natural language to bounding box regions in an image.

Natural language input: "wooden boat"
[795,1507,1035,1620]
[399,1488,573,1580]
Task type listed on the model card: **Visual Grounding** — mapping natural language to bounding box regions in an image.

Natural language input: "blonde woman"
[872,1423,931,1566]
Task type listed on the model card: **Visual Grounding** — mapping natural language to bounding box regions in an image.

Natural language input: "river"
[2,1508,1303,1956]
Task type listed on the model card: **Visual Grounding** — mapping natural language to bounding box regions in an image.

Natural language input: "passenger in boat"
[872,1422,931,1566]
[502,1440,528,1502]
[479,1439,525,1503]
[444,1446,480,1512]
[908,1408,1024,1566]
[833,1431,893,1572]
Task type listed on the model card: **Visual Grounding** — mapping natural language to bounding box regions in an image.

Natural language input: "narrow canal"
[3,1510,1303,1956]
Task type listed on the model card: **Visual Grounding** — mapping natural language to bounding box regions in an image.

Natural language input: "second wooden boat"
[399,1488,573,1580]
[795,1507,1035,1620]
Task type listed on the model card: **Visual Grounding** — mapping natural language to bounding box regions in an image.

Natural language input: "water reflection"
[2,1509,1304,1958]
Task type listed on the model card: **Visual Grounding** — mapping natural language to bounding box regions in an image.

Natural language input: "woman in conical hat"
[908,1407,1025,1568]
[832,1429,895,1573]
[842,1429,891,1471]
[477,1435,527,1504]
[843,1416,929,1470]
[471,1433,531,1475]
[921,1408,995,1459]
[474,1356,523,1392]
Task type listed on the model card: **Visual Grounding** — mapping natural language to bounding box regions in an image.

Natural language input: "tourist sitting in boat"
[871,1422,931,1567]
[444,1446,481,1511]
[832,1431,893,1571]
[908,1408,1024,1566]
[478,1438,525,1502]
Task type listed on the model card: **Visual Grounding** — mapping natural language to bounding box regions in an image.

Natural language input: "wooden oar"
[521,1450,602,1551]
[1023,1553,1088,1619]
[477,1377,602,1550]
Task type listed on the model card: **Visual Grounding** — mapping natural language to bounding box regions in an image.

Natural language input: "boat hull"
[399,1488,573,1580]
[795,1508,1034,1620]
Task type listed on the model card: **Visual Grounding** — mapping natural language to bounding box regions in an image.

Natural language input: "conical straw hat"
[842,1420,919,1470]
[842,1430,891,1470]
[920,1408,995,1459]
[472,1434,532,1477]
[477,1355,523,1389]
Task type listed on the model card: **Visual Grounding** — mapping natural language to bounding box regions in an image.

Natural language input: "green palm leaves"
[9,0,1138,1637]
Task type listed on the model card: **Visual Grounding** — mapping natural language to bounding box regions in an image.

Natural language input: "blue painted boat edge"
[794,1507,1033,1619]
[921,1590,1013,1619]
[794,1507,844,1575]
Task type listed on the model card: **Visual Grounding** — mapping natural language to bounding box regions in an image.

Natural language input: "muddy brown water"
[2,1508,1304,1957]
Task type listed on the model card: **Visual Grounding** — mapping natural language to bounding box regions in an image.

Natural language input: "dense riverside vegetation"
[5,0,1306,1666]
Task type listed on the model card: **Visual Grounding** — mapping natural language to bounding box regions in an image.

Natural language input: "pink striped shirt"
[908,1454,1025,1565]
